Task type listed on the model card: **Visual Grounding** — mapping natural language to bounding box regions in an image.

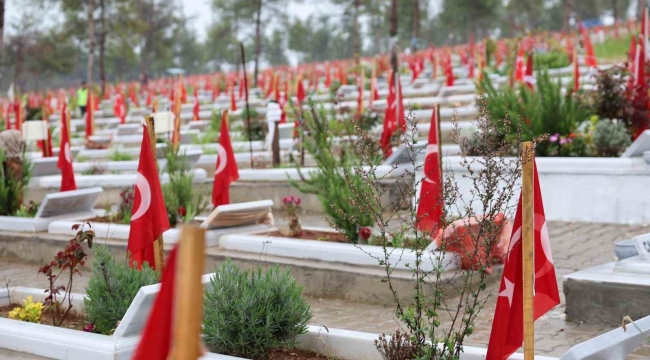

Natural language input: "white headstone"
[621,130,650,158]
[22,121,48,141]
[153,111,174,134]
[383,142,427,165]
[36,187,103,219]
[32,157,60,177]
[200,200,274,229]
[633,233,650,261]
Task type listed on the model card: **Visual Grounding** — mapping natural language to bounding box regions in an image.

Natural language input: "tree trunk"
[354,0,361,65]
[253,0,262,87]
[412,0,419,50]
[13,39,23,94]
[99,0,106,97]
[140,0,154,81]
[562,0,571,33]
[87,0,95,87]
[389,0,398,74]
[0,0,5,52]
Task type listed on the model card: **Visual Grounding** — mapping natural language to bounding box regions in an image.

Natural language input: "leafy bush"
[162,145,208,227]
[84,245,159,334]
[8,296,44,323]
[203,260,312,360]
[107,150,134,162]
[290,104,375,243]
[545,133,591,157]
[375,330,419,360]
[480,68,590,156]
[0,147,32,216]
[533,51,570,70]
[592,119,632,157]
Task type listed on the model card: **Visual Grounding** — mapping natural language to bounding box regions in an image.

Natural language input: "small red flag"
[514,46,525,84]
[573,53,580,93]
[57,104,76,192]
[296,77,306,106]
[85,93,94,139]
[192,89,200,121]
[212,111,239,207]
[132,245,178,360]
[113,93,127,125]
[415,108,443,232]
[579,22,598,68]
[486,161,560,360]
[127,121,171,270]
[524,53,534,90]
[229,80,237,112]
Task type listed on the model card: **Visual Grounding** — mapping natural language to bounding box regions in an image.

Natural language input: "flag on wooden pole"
[57,104,76,192]
[416,105,443,233]
[485,144,560,360]
[573,49,580,93]
[579,22,598,68]
[192,89,200,121]
[212,111,239,207]
[85,93,94,139]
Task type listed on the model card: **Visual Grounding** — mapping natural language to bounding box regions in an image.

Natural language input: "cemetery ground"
[2,215,650,359]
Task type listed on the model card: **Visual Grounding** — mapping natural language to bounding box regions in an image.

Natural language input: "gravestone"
[115,123,141,137]
[200,200,274,229]
[621,130,650,158]
[188,121,209,132]
[32,157,60,176]
[382,142,427,165]
[278,123,295,141]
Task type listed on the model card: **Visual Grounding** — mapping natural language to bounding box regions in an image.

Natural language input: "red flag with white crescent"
[57,104,76,192]
[192,89,200,121]
[514,46,525,84]
[212,111,239,207]
[415,108,443,232]
[579,22,598,68]
[229,80,237,112]
[524,53,534,90]
[127,120,171,270]
[85,93,94,139]
[573,53,580,93]
[486,161,560,360]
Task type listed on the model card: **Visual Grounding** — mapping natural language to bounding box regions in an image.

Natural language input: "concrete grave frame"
[0,187,103,232]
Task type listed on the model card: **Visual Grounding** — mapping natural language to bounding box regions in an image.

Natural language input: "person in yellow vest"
[77,81,89,117]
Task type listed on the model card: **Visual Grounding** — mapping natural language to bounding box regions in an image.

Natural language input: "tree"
[264,29,289,66]
[209,0,256,72]
[87,0,95,86]
[439,0,501,44]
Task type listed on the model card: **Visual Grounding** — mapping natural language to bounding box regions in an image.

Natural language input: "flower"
[294,197,301,205]
[568,133,576,139]
[359,227,372,240]
[559,137,572,145]
[83,323,95,332]
[178,206,187,217]
[549,133,559,142]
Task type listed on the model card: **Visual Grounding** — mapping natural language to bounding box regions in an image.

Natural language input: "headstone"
[200,200,274,229]
[21,121,48,141]
[36,187,103,218]
[633,233,650,261]
[152,111,174,134]
[115,123,141,136]
[188,121,209,132]
[382,142,427,165]
[621,130,650,158]
[278,123,295,141]
[32,157,60,176]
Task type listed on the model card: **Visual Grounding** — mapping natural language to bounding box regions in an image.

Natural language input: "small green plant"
[8,296,45,323]
[203,260,312,360]
[374,330,419,360]
[595,34,632,61]
[84,245,159,334]
[14,201,38,218]
[161,144,208,227]
[0,147,33,216]
[533,51,570,70]
[592,119,632,157]
[107,150,134,162]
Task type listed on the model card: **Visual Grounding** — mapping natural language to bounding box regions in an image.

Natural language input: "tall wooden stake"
[168,225,206,360]
[436,104,442,167]
[146,115,164,272]
[522,141,535,360]
[240,43,254,169]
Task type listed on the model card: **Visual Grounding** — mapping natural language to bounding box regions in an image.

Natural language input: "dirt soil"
[261,230,349,243]
[268,348,338,360]
[0,304,88,331]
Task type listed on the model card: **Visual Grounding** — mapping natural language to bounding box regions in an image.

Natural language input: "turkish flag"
[296,77,306,106]
[192,89,200,121]
[579,23,598,68]
[445,53,455,87]
[514,46,525,84]
[524,53,535,90]
[573,55,580,93]
[325,64,332,89]
[113,93,126,125]
[415,108,443,233]
[85,93,94,139]
[229,80,237,112]
[212,111,239,207]
[57,104,76,192]
[486,161,560,360]
[379,71,404,157]
[127,121,171,270]
[132,245,178,360]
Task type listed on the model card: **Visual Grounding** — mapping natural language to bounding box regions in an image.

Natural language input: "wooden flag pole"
[145,115,165,273]
[168,225,206,360]
[240,42,254,169]
[522,141,535,360]
[436,104,443,168]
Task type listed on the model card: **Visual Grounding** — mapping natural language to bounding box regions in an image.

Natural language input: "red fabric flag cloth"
[325,64,332,89]
[85,94,94,139]
[212,112,239,207]
[524,53,535,90]
[127,121,171,270]
[238,76,245,99]
[229,81,237,112]
[114,93,127,125]
[192,89,200,121]
[57,104,76,192]
[514,46,525,84]
[145,90,153,108]
[379,71,405,157]
[296,77,306,106]
[573,56,581,93]
[445,53,455,87]
[129,88,140,108]
[415,108,443,233]
[132,245,178,360]
[486,161,561,360]
[579,22,598,68]
[635,36,646,88]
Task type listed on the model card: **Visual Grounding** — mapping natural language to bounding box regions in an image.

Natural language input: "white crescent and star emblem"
[131,172,152,221]
[64,142,72,164]
[499,277,514,306]
[214,144,228,177]
[423,144,439,185]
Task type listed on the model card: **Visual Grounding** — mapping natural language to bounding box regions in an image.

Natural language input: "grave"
[621,130,650,158]
[0,187,103,232]
[32,157,60,176]
[564,232,650,325]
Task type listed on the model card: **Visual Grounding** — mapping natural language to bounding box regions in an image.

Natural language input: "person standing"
[77,81,89,117]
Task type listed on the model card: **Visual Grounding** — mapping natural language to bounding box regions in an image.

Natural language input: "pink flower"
[282,197,290,204]
[83,323,95,332]
[294,197,301,205]
[549,133,559,142]
[359,227,372,240]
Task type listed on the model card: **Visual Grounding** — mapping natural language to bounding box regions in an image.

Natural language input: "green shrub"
[84,246,159,334]
[594,34,632,61]
[290,104,375,243]
[107,150,134,162]
[0,148,32,216]
[533,51,570,70]
[592,119,632,157]
[480,67,590,156]
[203,260,312,360]
[162,145,208,227]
